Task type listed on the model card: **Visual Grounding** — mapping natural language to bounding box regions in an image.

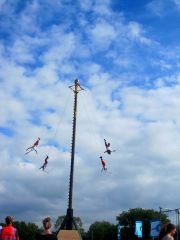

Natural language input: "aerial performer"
[100,156,107,172]
[25,137,40,155]
[69,79,84,91]
[104,139,116,155]
[39,155,49,171]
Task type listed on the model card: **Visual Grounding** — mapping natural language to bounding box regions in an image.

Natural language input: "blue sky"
[1,0,180,230]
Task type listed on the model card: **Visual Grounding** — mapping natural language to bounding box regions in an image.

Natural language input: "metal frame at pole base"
[159,206,180,240]
[57,79,84,237]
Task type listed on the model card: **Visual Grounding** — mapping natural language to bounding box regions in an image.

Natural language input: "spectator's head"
[166,223,176,236]
[5,216,13,225]
[159,223,176,239]
[42,217,52,230]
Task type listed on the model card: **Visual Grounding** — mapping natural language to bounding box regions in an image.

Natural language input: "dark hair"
[5,216,13,225]
[158,223,176,240]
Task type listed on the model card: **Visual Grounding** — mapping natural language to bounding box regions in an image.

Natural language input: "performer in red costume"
[39,155,49,171]
[100,156,107,172]
[25,137,40,155]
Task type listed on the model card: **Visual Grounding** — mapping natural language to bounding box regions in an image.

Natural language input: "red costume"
[100,156,107,171]
[33,138,40,147]
[25,137,40,155]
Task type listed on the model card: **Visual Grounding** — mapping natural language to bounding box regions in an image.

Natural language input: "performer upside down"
[104,139,116,155]
[100,156,107,172]
[39,155,49,171]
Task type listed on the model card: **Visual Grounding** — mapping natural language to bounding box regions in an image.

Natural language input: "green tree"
[13,221,39,240]
[85,221,117,240]
[116,208,170,240]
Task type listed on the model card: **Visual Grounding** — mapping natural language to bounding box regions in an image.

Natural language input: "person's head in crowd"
[5,216,13,226]
[42,217,52,231]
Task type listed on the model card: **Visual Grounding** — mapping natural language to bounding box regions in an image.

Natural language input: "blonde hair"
[42,217,52,230]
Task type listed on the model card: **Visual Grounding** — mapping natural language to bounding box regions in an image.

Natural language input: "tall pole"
[58,79,84,231]
[67,79,79,229]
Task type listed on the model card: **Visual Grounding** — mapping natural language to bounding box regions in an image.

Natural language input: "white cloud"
[173,0,180,9]
[79,0,93,11]
[93,0,112,16]
[127,21,153,45]
[122,86,180,121]
[0,0,6,9]
[88,20,117,50]
[146,0,167,17]
[147,0,180,15]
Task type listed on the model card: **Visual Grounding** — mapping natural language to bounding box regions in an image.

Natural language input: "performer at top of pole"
[69,79,84,93]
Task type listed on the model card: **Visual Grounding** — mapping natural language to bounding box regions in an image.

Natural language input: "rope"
[46,89,72,156]
[24,87,72,173]
[80,90,102,150]
[80,90,114,174]
[80,90,107,173]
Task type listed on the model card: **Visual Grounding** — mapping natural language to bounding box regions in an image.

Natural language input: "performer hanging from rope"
[39,155,49,171]
[100,156,107,172]
[104,139,116,155]
[25,137,40,155]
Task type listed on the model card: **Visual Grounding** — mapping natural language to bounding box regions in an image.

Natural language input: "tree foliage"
[85,221,117,240]
[0,221,39,240]
[116,208,170,240]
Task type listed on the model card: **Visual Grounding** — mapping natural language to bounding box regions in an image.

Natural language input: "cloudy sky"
[1,0,180,230]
